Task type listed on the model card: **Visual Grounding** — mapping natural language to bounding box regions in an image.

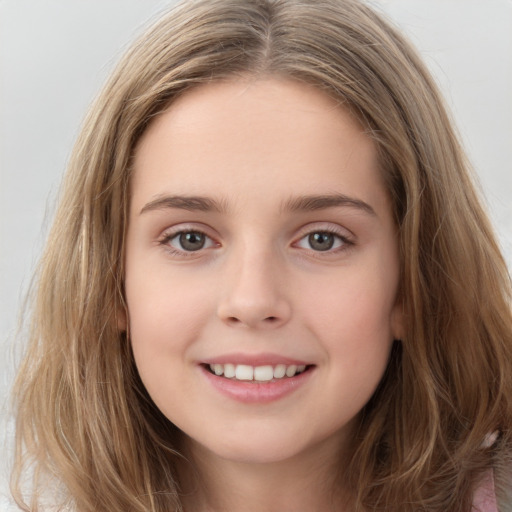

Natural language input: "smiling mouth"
[204,363,313,382]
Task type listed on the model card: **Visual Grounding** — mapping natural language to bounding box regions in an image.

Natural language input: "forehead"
[131,78,389,216]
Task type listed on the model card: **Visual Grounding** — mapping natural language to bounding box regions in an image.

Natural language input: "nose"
[217,248,292,329]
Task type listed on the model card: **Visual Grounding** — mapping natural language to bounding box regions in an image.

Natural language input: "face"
[123,78,403,465]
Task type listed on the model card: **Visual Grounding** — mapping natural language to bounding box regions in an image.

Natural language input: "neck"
[177,434,353,512]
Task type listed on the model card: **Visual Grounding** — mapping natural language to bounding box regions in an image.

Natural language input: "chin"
[187,422,343,467]
[218,443,300,465]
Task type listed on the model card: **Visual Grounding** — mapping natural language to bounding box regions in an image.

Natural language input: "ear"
[116,305,128,333]
[391,300,405,341]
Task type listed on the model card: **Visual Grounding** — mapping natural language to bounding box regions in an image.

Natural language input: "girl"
[11,0,512,511]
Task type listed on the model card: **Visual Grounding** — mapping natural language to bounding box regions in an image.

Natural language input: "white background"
[1,1,511,508]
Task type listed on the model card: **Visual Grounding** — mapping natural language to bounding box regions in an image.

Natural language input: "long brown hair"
[12,0,512,510]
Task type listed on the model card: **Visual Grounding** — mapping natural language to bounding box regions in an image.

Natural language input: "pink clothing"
[472,469,498,512]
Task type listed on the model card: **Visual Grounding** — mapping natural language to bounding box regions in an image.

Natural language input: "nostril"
[226,315,277,324]
[220,312,287,328]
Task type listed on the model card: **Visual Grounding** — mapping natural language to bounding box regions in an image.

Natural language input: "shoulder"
[472,467,498,512]
[473,469,498,512]
[472,432,500,512]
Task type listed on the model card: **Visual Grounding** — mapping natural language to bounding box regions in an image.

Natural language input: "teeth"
[235,364,253,381]
[274,364,286,378]
[253,365,274,381]
[224,363,236,378]
[285,365,297,377]
[208,363,308,381]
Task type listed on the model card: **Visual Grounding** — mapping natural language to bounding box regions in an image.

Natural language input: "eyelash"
[293,227,354,254]
[159,227,218,257]
[158,226,354,257]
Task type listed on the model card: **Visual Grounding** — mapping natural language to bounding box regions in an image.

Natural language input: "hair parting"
[11,1,512,511]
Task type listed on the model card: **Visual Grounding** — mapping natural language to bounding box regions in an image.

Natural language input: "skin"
[123,78,403,511]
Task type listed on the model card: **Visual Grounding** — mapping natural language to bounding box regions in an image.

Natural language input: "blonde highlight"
[12,1,512,511]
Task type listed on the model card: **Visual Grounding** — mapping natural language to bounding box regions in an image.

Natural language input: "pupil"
[180,232,205,251]
[309,232,334,251]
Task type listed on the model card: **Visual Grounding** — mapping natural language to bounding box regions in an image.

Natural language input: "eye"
[163,230,216,252]
[295,230,348,252]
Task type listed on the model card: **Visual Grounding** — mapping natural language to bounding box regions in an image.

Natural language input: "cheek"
[125,268,214,362]
[306,274,398,339]
[125,274,212,416]
[300,257,399,383]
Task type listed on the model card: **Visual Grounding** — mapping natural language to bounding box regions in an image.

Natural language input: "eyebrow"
[139,193,376,216]
[282,193,376,216]
[140,195,227,215]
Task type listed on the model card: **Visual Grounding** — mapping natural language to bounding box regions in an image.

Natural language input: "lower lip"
[200,365,314,404]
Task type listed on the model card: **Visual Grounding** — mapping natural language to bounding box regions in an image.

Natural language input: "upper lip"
[201,352,312,367]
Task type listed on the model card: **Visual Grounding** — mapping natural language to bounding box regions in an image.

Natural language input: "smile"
[208,363,308,381]
[201,361,315,404]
